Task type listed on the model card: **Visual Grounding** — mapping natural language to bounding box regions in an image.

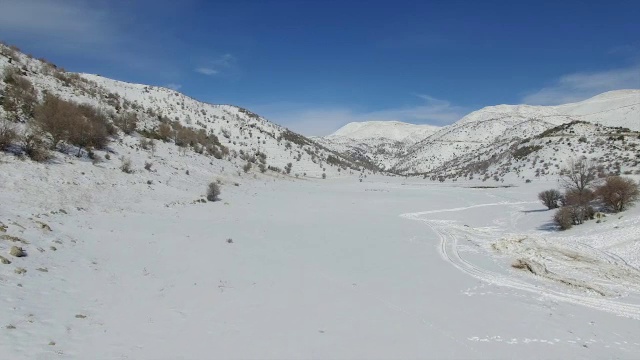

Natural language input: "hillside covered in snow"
[316,90,640,179]
[393,90,640,175]
[0,43,379,181]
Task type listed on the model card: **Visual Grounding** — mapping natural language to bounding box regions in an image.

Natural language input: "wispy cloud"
[195,68,219,76]
[522,64,640,105]
[0,0,115,46]
[195,54,237,77]
[165,83,182,91]
[252,95,465,136]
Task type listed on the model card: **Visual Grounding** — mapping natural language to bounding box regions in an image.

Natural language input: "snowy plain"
[1,139,640,359]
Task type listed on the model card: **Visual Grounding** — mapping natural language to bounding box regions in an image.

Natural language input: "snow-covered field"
[2,141,640,358]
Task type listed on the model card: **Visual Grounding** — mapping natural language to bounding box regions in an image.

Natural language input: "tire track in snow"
[401,202,640,320]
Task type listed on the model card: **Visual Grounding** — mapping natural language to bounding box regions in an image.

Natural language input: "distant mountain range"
[319,90,640,178]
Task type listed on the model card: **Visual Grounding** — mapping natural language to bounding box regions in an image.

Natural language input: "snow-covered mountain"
[328,121,440,143]
[316,121,440,171]
[390,90,640,175]
[317,90,639,176]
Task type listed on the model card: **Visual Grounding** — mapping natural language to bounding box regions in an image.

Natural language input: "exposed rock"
[10,246,26,257]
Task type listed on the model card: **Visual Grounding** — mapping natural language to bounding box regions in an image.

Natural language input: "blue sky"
[1,0,639,135]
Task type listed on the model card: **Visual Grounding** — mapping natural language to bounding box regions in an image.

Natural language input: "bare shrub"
[242,161,252,173]
[538,189,562,209]
[114,112,138,134]
[144,161,153,171]
[562,188,595,207]
[596,176,640,213]
[554,207,573,230]
[157,123,172,141]
[2,67,38,120]
[22,129,50,162]
[35,95,110,152]
[139,137,153,150]
[119,156,134,174]
[70,104,110,152]
[0,119,17,150]
[206,182,221,202]
[34,94,74,148]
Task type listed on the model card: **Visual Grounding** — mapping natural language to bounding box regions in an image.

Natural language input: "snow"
[392,89,640,173]
[2,138,640,358]
[329,121,440,143]
[2,43,640,359]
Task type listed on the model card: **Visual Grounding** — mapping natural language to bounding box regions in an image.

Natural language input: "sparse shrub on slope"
[0,118,17,150]
[114,112,138,135]
[22,128,50,162]
[512,145,542,160]
[207,182,221,202]
[35,94,111,152]
[119,156,134,174]
[2,67,38,121]
[596,176,640,213]
[538,189,563,209]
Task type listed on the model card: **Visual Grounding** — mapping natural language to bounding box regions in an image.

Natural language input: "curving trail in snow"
[400,202,640,320]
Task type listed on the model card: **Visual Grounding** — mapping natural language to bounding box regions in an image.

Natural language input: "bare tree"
[560,158,597,194]
[596,176,640,213]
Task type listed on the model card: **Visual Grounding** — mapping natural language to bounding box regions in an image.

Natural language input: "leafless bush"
[139,137,153,150]
[538,189,562,209]
[206,182,221,201]
[22,129,50,162]
[119,156,134,174]
[157,123,172,141]
[595,176,640,213]
[0,118,18,150]
[144,161,153,171]
[554,207,573,230]
[114,112,138,134]
[35,94,110,152]
[242,161,252,173]
[2,67,38,120]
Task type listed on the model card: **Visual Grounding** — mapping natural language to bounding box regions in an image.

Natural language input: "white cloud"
[195,68,219,76]
[0,0,115,45]
[252,95,466,137]
[195,54,237,77]
[523,65,640,105]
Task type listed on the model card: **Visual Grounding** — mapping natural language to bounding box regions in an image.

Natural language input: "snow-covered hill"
[426,120,640,184]
[329,121,440,143]
[0,43,378,179]
[393,90,640,174]
[317,121,439,171]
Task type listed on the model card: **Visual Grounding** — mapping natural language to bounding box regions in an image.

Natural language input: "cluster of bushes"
[2,67,38,121]
[1,65,119,160]
[539,159,640,230]
[140,120,228,159]
[513,145,543,160]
